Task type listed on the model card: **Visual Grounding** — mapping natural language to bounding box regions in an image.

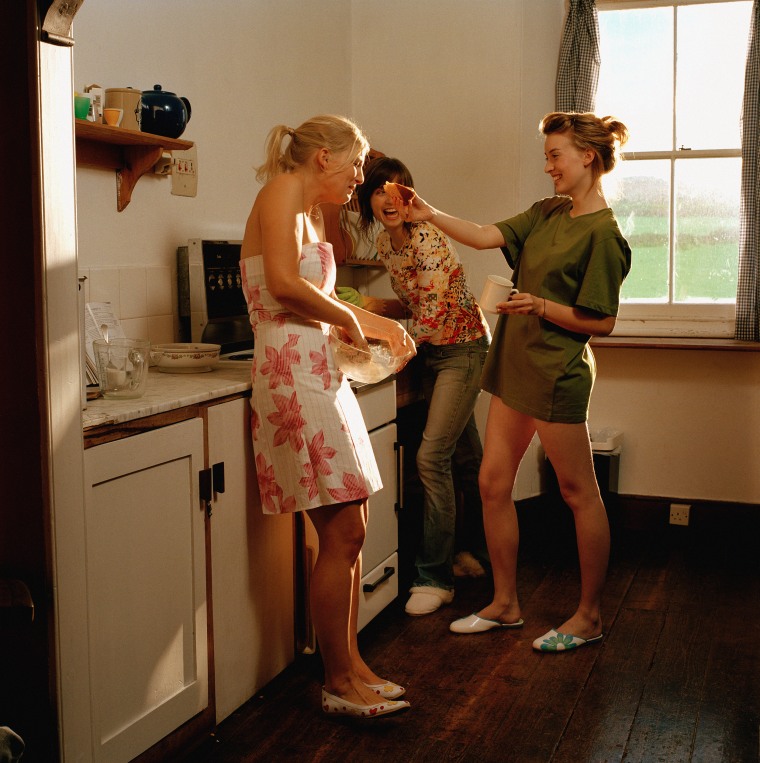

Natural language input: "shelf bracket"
[116,145,164,212]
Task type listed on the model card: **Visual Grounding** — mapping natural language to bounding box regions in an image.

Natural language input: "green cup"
[74,94,90,120]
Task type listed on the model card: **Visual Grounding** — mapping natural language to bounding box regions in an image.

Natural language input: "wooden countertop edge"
[83,391,250,448]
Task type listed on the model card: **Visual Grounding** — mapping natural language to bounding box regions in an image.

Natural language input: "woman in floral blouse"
[351,157,491,617]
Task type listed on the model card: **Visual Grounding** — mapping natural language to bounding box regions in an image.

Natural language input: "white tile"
[147,266,173,316]
[147,315,175,345]
[120,317,149,340]
[120,268,147,320]
[88,268,121,315]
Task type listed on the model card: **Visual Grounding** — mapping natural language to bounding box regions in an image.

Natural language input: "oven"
[177,238,253,358]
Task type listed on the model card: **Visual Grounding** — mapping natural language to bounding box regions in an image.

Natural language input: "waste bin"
[544,428,622,514]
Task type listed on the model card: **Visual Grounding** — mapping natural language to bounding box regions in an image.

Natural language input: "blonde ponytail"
[254,114,369,184]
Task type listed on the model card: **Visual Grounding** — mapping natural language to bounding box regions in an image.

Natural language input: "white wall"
[72,0,760,506]
[74,0,354,270]
[348,0,563,500]
[590,347,760,503]
[350,0,562,319]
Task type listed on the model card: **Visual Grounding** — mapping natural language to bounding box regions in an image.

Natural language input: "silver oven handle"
[395,442,404,512]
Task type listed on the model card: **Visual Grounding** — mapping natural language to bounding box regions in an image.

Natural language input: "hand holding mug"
[479,275,518,314]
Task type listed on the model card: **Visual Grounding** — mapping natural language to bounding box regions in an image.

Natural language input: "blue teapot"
[139,84,191,139]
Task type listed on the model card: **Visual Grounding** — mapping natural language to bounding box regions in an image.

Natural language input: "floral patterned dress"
[375,221,489,345]
[240,242,382,514]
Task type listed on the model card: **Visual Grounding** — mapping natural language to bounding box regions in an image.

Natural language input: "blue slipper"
[450,613,524,634]
[532,628,603,652]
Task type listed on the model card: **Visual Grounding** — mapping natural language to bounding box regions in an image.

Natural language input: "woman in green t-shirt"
[402,112,631,652]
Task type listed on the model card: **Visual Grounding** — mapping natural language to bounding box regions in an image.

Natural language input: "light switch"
[171,145,198,198]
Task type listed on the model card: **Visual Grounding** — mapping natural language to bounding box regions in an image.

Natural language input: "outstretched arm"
[406,194,505,251]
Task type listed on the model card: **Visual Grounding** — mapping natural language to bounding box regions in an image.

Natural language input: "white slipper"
[450,613,524,634]
[404,586,454,616]
[321,688,410,718]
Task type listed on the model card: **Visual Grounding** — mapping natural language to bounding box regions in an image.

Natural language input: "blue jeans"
[413,336,490,591]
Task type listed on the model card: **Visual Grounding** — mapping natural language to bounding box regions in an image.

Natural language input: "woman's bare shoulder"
[257,172,301,204]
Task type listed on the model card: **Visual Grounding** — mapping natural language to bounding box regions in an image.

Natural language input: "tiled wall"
[78,265,178,345]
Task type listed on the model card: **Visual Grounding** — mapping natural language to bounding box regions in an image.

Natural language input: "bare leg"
[307,501,380,706]
[536,420,608,640]
[474,397,535,624]
[344,501,389,684]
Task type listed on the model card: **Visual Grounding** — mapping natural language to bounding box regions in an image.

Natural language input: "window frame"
[595,0,747,337]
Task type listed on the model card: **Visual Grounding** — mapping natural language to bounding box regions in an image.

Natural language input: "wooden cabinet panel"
[207,398,295,723]
[83,419,207,762]
[362,422,398,573]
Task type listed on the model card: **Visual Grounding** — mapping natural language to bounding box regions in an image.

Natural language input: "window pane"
[673,158,740,302]
[676,3,751,150]
[604,160,671,302]
[598,8,673,152]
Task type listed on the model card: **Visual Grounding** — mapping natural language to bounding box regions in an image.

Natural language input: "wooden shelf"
[74,119,194,211]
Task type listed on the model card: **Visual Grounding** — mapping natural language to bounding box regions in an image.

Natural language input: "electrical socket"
[171,145,198,197]
[669,503,691,526]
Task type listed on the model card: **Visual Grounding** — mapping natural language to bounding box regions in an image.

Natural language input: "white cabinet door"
[363,422,398,572]
[82,419,207,763]
[207,398,295,724]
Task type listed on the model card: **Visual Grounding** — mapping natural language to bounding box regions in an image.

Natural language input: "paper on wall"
[84,302,125,384]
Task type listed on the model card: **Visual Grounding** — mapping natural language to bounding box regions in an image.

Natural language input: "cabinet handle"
[395,442,404,511]
[362,566,395,593]
[212,461,225,494]
[198,468,212,516]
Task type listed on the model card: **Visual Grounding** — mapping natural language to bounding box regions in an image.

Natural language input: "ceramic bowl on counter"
[150,343,221,373]
[328,327,413,385]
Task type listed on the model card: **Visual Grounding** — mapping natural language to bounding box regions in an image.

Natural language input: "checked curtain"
[737,0,760,341]
[555,0,599,113]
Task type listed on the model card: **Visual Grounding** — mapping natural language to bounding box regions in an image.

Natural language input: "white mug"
[480,274,518,314]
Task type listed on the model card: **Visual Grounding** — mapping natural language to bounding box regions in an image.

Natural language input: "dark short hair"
[356,157,415,235]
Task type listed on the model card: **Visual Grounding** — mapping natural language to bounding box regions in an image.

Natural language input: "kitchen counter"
[82,362,253,430]
[82,360,411,449]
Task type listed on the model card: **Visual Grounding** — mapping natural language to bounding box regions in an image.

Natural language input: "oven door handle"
[395,441,404,512]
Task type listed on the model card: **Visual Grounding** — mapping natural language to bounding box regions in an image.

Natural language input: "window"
[595,0,751,336]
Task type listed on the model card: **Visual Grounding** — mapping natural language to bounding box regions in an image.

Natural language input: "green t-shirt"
[483,196,631,423]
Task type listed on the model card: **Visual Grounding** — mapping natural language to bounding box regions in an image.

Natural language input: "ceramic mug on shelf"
[73,93,91,120]
[104,87,141,130]
[103,108,123,127]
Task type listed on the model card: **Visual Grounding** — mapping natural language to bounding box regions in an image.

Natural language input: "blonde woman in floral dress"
[240,115,415,717]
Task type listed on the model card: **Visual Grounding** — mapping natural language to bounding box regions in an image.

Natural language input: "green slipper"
[532,628,603,652]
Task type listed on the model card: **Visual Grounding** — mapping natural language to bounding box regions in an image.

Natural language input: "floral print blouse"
[376,221,490,346]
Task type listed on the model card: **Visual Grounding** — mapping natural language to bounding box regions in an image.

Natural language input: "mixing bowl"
[150,343,221,373]
[328,327,412,384]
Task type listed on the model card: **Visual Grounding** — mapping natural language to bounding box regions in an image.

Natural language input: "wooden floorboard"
[182,522,760,763]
